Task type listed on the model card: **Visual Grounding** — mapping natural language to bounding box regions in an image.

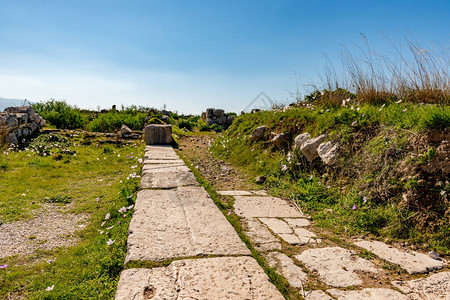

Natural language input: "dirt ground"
[177,134,259,191]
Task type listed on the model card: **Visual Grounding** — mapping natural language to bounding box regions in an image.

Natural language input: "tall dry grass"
[311,34,449,105]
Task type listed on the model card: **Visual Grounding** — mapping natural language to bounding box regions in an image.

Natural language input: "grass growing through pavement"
[0,133,144,299]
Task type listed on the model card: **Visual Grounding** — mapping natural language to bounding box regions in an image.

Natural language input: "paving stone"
[278,233,302,245]
[125,187,249,263]
[266,252,307,288]
[259,218,293,234]
[144,150,180,160]
[116,257,284,300]
[218,190,254,196]
[144,159,185,164]
[392,271,450,299]
[140,167,198,189]
[327,288,408,299]
[141,164,190,176]
[142,162,186,172]
[305,290,333,300]
[355,240,446,274]
[284,217,311,227]
[244,218,282,251]
[293,228,321,245]
[234,196,304,218]
[251,190,268,196]
[295,247,379,287]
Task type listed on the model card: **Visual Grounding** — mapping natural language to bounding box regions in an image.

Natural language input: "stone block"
[294,133,311,150]
[143,124,172,145]
[300,134,326,162]
[317,141,339,165]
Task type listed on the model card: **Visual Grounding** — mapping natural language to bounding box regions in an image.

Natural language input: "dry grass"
[311,34,449,105]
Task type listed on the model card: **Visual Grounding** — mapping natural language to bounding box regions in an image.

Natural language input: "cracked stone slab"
[244,218,281,251]
[259,218,293,234]
[234,196,304,218]
[293,228,321,245]
[295,247,379,287]
[392,271,450,299]
[116,257,284,300]
[305,290,333,300]
[266,252,307,288]
[140,167,198,189]
[142,162,186,173]
[327,288,408,299]
[355,240,446,274]
[218,190,254,196]
[285,217,311,227]
[278,233,303,245]
[125,187,249,263]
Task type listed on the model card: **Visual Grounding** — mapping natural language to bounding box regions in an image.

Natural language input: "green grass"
[0,134,144,298]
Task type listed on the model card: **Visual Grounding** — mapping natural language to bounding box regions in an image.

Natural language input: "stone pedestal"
[144,124,172,145]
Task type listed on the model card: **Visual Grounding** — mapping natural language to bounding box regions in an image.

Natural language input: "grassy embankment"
[0,133,143,299]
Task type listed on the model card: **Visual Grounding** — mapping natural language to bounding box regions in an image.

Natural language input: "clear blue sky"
[0,0,448,114]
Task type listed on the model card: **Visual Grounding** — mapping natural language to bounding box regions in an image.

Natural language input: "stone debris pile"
[201,108,235,127]
[0,106,46,145]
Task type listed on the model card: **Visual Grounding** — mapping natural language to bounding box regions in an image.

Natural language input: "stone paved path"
[219,190,449,299]
[116,146,284,299]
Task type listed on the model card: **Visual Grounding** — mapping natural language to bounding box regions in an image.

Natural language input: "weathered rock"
[215,116,227,125]
[272,133,289,150]
[327,288,408,299]
[392,271,450,299]
[284,218,311,227]
[244,218,281,251]
[116,257,284,300]
[160,115,170,123]
[251,125,267,141]
[205,108,215,118]
[295,247,379,287]
[300,134,327,162]
[161,109,171,116]
[266,252,308,288]
[294,133,311,150]
[259,218,292,234]
[317,141,339,165]
[305,290,333,299]
[125,187,250,263]
[119,125,132,136]
[255,175,266,184]
[234,196,305,218]
[143,124,172,145]
[355,240,446,274]
[213,108,224,117]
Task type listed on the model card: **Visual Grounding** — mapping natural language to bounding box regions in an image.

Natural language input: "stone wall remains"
[0,106,46,145]
[201,108,235,128]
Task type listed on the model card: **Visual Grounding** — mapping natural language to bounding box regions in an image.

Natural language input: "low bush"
[33,100,87,129]
[87,111,146,132]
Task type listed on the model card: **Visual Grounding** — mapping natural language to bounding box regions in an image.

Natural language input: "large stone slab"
[305,290,332,299]
[259,218,293,234]
[116,257,284,300]
[234,196,304,218]
[142,163,187,173]
[144,124,172,145]
[266,252,307,288]
[144,145,179,159]
[218,190,254,196]
[293,228,321,245]
[140,167,198,189]
[125,187,250,263]
[295,247,379,287]
[327,288,408,299]
[285,217,311,227]
[355,240,446,274]
[244,218,281,251]
[392,271,450,299]
[144,159,185,164]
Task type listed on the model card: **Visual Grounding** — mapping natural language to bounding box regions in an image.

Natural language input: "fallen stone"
[243,218,281,251]
[317,141,339,165]
[293,228,320,245]
[272,133,289,150]
[259,218,293,234]
[266,252,307,288]
[125,187,249,263]
[428,251,440,260]
[278,233,302,245]
[116,257,284,300]
[140,167,198,189]
[251,125,267,141]
[144,124,172,145]
[119,125,132,136]
[295,247,379,287]
[255,175,266,184]
[392,271,450,299]
[234,196,304,218]
[294,133,311,150]
[218,190,254,196]
[284,218,311,227]
[300,134,326,162]
[305,290,333,300]
[327,288,408,300]
[355,240,446,274]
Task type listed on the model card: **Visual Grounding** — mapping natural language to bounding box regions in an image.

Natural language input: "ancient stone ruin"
[201,108,235,128]
[0,106,46,145]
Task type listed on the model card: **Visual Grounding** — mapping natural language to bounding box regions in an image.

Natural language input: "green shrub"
[178,120,194,131]
[33,100,87,129]
[87,111,146,132]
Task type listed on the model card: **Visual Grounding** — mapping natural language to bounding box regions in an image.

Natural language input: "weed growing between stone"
[0,133,143,298]
[210,103,450,255]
